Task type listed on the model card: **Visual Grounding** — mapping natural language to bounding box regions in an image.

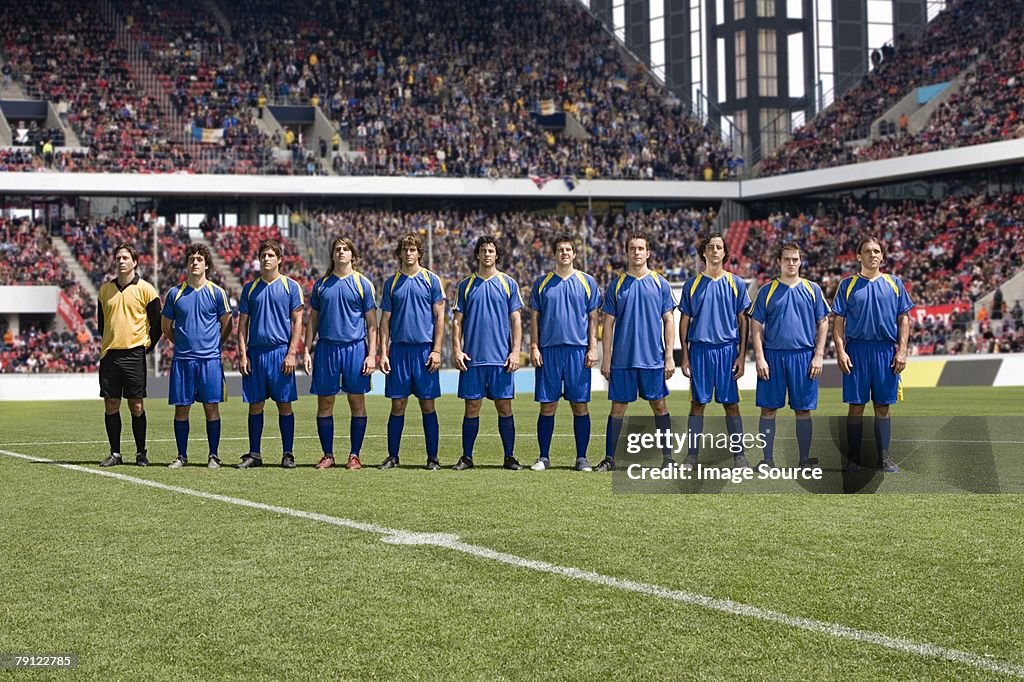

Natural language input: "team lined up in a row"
[94,231,912,472]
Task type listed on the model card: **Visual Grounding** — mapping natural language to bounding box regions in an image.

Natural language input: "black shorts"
[99,347,147,399]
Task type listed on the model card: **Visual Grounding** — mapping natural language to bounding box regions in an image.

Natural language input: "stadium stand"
[759,0,1024,176]
[1,0,738,178]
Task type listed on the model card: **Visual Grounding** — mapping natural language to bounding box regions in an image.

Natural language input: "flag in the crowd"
[529,174,553,189]
[539,98,556,115]
[191,125,225,144]
[57,291,85,333]
[563,175,578,192]
[610,76,628,91]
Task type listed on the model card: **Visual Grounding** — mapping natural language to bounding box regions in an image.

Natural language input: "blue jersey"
[530,270,600,348]
[162,281,230,360]
[749,278,829,351]
[311,272,376,344]
[602,272,675,369]
[239,275,304,350]
[678,271,751,345]
[381,268,445,344]
[832,273,914,343]
[453,271,523,366]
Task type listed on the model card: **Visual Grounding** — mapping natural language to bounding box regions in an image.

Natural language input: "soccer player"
[97,243,162,467]
[749,243,829,470]
[529,234,600,471]
[161,244,232,468]
[237,239,304,469]
[451,236,524,470]
[378,233,444,470]
[678,233,752,470]
[597,231,676,473]
[832,236,914,473]
[303,237,378,470]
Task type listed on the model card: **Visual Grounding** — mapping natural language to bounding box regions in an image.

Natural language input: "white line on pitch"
[1,448,1022,678]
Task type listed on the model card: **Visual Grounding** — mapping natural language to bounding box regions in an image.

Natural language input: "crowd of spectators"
[0,325,99,373]
[304,207,715,297]
[3,0,738,178]
[0,0,192,173]
[0,219,100,370]
[759,0,1024,176]
[855,26,1024,163]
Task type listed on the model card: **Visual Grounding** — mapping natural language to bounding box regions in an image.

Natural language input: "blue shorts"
[608,367,668,403]
[311,339,370,396]
[534,345,590,403]
[689,342,739,405]
[168,357,225,406]
[756,348,817,410]
[242,346,298,404]
[385,342,440,399]
[458,364,514,400]
[843,341,901,405]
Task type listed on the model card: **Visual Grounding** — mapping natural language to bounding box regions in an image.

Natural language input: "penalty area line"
[0,447,1023,678]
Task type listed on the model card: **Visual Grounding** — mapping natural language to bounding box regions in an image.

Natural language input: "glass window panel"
[650,17,665,43]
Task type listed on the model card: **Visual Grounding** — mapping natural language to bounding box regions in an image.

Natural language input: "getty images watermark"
[610,416,1023,494]
[622,429,822,483]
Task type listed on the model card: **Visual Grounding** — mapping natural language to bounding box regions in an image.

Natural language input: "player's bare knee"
[276,401,293,416]
[689,401,706,417]
[761,408,777,419]
[174,405,191,420]
[103,398,121,414]
[248,401,265,415]
[794,409,810,419]
[390,397,408,416]
[569,402,589,417]
[464,399,482,418]
[316,396,334,417]
[418,398,435,414]
[495,399,513,417]
[348,394,367,417]
[540,402,558,416]
[847,404,866,418]
[127,399,145,416]
[649,398,668,416]
[609,401,628,418]
[723,403,740,417]
[873,403,890,418]
[203,403,220,421]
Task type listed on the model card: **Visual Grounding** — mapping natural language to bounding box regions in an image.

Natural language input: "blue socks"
[387,414,405,461]
[350,416,367,456]
[423,411,439,462]
[687,415,704,457]
[462,416,480,459]
[248,413,263,455]
[537,414,555,459]
[174,418,189,460]
[874,417,892,454]
[279,413,295,454]
[795,417,812,463]
[725,415,744,456]
[498,415,515,459]
[206,418,221,458]
[847,419,864,460]
[605,416,623,460]
[654,413,672,460]
[759,417,775,462]
[573,414,590,460]
[316,415,334,455]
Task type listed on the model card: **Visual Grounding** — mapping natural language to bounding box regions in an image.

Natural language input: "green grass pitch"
[1,387,1022,679]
